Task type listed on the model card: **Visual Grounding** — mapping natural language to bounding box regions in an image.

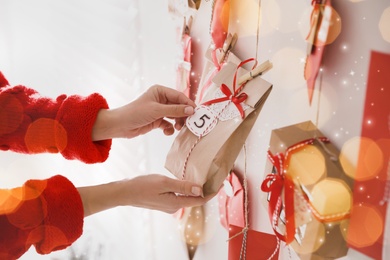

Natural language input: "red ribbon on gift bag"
[218,171,245,230]
[202,58,256,119]
[261,150,296,244]
[261,137,333,244]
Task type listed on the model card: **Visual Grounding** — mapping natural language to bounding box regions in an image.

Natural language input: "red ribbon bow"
[260,137,330,244]
[202,58,256,119]
[203,83,248,118]
[261,151,296,244]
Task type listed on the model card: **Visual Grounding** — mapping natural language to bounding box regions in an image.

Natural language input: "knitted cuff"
[30,175,84,254]
[56,93,112,163]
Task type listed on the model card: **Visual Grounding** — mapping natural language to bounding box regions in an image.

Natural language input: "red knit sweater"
[0,71,112,259]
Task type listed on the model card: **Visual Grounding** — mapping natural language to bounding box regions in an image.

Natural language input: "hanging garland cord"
[226,144,280,260]
[226,1,280,259]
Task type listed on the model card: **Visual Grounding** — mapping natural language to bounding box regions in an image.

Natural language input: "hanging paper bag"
[176,24,192,98]
[228,225,279,260]
[218,171,245,230]
[261,121,354,259]
[165,60,272,196]
[218,171,281,260]
[196,35,240,104]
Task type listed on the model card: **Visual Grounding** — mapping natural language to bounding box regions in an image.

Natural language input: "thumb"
[158,104,195,118]
[165,178,204,197]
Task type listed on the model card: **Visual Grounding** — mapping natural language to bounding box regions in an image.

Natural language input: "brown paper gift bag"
[195,42,241,104]
[261,121,354,259]
[165,59,272,196]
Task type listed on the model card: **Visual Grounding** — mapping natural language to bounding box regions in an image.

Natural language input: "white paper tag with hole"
[186,105,218,137]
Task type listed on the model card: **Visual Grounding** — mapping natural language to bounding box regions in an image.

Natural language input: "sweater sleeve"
[0,175,84,259]
[0,71,112,163]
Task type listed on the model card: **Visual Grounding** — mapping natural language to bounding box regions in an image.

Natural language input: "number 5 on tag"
[186,105,218,137]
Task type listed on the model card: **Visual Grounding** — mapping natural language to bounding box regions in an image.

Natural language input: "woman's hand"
[92,85,196,140]
[78,174,213,216]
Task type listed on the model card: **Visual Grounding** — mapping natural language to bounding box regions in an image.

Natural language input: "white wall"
[144,0,390,260]
[0,0,389,259]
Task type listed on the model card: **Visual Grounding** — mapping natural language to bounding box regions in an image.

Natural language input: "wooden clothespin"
[183,16,193,35]
[218,33,238,64]
[238,60,273,85]
[188,0,201,10]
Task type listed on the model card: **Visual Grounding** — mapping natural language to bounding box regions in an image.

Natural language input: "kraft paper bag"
[195,43,241,104]
[165,61,272,196]
[261,121,354,259]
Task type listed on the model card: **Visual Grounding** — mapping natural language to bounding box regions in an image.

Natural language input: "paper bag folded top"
[165,61,272,196]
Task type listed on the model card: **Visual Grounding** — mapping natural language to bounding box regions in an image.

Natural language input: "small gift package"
[218,171,280,259]
[261,121,354,259]
[218,171,245,230]
[228,225,279,260]
[165,59,272,196]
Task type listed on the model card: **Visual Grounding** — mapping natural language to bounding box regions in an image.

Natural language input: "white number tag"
[186,105,218,137]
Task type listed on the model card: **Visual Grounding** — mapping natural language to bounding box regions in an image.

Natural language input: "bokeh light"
[379,7,390,43]
[347,204,383,247]
[316,5,342,46]
[257,0,281,36]
[299,4,342,47]
[288,145,326,186]
[311,178,352,217]
[229,0,261,37]
[0,180,47,215]
[178,204,218,246]
[264,0,307,34]
[291,218,325,255]
[220,0,230,32]
[0,190,21,215]
[339,219,349,241]
[339,136,384,181]
[6,196,48,229]
[285,80,336,126]
[181,205,204,257]
[25,118,68,153]
[298,6,314,41]
[270,47,306,89]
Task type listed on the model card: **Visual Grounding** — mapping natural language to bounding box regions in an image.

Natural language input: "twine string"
[182,100,231,179]
[226,144,250,260]
[255,0,261,61]
[314,67,323,128]
[239,144,249,260]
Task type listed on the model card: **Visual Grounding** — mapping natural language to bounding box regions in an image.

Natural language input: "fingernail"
[184,106,194,115]
[191,186,202,196]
